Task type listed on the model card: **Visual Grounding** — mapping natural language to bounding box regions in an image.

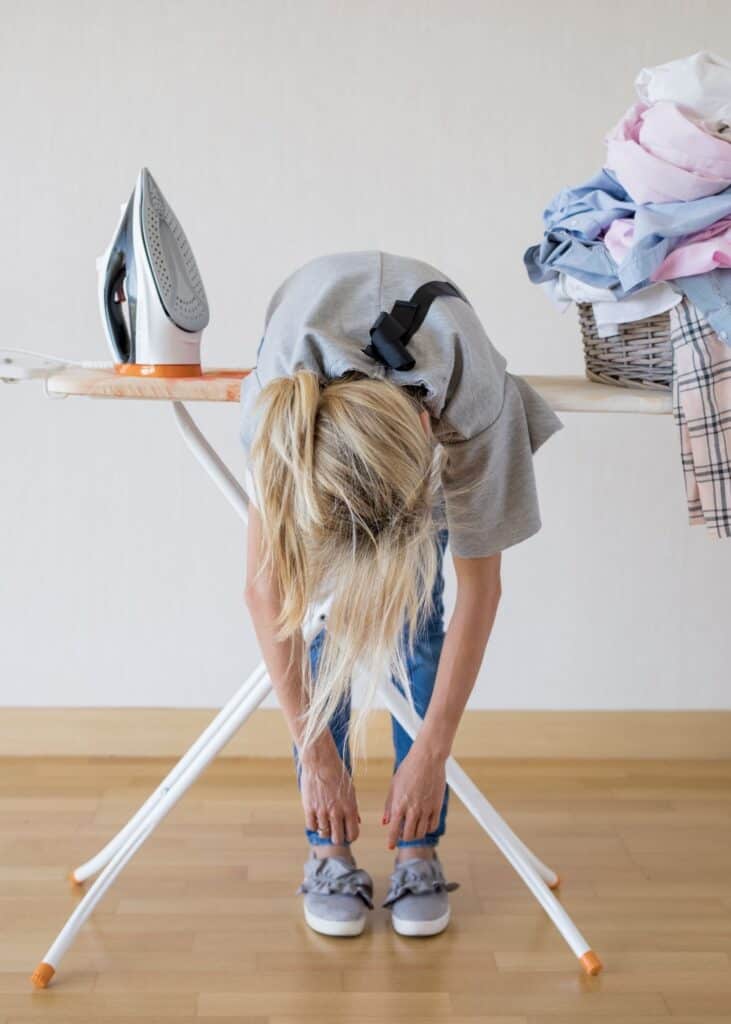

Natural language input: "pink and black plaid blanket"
[671,300,731,539]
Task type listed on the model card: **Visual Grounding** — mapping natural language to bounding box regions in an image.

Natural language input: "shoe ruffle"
[382,857,459,909]
[296,856,374,909]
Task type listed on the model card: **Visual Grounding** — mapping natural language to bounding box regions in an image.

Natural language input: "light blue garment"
[618,190,731,291]
[524,172,731,339]
[542,169,636,240]
[678,270,731,343]
[524,230,622,291]
[524,169,633,291]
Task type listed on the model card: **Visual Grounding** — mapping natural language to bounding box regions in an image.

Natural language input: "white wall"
[2,0,730,711]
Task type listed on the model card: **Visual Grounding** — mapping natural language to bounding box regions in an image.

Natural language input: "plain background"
[1,0,730,711]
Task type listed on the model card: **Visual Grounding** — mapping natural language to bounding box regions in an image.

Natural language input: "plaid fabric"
[671,299,731,538]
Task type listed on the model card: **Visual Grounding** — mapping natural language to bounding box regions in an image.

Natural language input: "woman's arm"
[383,550,502,847]
[244,501,360,846]
[417,551,502,757]
[244,499,312,750]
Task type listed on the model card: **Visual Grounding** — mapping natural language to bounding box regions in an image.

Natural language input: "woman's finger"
[411,813,427,842]
[387,806,404,849]
[316,810,331,840]
[344,807,360,844]
[329,812,345,846]
[382,791,393,827]
[304,806,319,833]
[401,808,421,843]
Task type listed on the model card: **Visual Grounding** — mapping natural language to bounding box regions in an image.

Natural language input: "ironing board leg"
[70,623,328,884]
[172,400,251,522]
[380,682,602,976]
[70,662,267,884]
[32,671,274,988]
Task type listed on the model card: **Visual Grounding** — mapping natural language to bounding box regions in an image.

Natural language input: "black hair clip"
[362,280,469,373]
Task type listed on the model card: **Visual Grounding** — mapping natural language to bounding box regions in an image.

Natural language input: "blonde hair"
[249,368,446,763]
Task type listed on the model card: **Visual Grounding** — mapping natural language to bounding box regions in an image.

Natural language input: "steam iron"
[96,168,209,377]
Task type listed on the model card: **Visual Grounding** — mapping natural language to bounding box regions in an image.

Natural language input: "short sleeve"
[439,373,564,558]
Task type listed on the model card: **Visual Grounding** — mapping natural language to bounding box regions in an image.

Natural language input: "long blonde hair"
[249,368,446,763]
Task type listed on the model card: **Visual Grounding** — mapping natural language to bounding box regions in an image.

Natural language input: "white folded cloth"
[635,51,731,131]
[541,274,682,336]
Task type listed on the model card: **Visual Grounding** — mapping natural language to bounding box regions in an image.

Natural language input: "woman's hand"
[382,739,447,848]
[299,733,361,846]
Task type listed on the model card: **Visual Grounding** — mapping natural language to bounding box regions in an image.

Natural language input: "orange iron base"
[114,363,203,378]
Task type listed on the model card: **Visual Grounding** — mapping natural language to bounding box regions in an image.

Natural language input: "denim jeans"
[293,528,450,849]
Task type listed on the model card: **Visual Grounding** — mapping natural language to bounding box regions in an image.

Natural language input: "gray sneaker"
[297,851,374,937]
[382,852,459,937]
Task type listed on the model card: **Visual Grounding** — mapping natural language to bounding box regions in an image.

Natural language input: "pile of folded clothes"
[524,51,731,539]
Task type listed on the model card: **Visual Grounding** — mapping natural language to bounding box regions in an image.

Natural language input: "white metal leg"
[172,400,252,523]
[379,683,599,971]
[70,661,268,884]
[31,672,274,989]
[31,401,601,987]
[71,600,331,886]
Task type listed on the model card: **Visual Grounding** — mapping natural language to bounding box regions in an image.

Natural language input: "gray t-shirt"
[239,250,563,558]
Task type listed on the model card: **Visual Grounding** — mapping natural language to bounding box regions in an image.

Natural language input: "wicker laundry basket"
[578,302,674,391]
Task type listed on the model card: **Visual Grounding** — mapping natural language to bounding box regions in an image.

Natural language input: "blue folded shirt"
[525,170,731,340]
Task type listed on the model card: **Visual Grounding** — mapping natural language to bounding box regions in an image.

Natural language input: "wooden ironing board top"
[44,366,673,414]
[45,367,252,403]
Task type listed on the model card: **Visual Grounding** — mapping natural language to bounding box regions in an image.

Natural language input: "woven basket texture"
[578,302,673,391]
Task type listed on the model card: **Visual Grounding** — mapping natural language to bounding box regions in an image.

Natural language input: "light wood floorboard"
[1,756,730,1021]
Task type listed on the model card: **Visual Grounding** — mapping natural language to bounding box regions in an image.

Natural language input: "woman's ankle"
[311,843,353,861]
[395,844,436,863]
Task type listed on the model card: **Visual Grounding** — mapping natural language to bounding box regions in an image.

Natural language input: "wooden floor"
[2,757,731,1022]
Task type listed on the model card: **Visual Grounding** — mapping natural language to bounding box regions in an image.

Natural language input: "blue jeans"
[293,528,450,849]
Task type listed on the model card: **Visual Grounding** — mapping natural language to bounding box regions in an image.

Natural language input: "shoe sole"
[391,906,451,937]
[304,905,366,937]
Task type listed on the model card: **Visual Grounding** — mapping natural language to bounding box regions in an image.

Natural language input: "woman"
[240,251,563,938]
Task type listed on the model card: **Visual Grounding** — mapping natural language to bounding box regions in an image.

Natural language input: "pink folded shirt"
[605,101,731,204]
[603,219,636,266]
[604,215,731,281]
[652,219,731,279]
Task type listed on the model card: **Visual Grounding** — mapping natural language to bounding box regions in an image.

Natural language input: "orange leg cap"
[580,950,603,976]
[548,873,561,890]
[31,962,55,989]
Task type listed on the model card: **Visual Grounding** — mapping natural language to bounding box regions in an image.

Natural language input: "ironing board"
[18,366,672,988]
